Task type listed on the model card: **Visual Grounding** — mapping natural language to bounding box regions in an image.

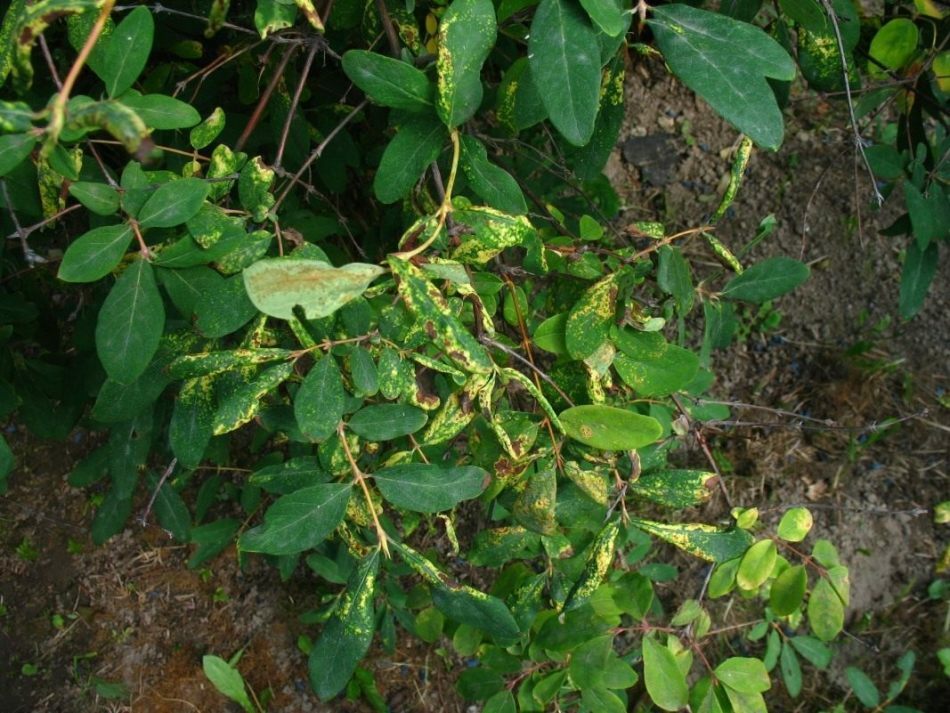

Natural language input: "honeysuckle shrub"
[1,0,943,709]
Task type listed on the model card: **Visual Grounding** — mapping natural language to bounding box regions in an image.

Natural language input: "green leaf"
[722,257,810,303]
[612,330,699,397]
[347,404,428,441]
[239,483,352,555]
[450,204,536,264]
[254,0,297,37]
[777,0,826,34]
[138,178,210,229]
[0,433,13,494]
[559,405,662,451]
[483,690,517,713]
[58,224,134,283]
[789,636,831,669]
[566,272,622,359]
[309,550,380,699]
[119,93,200,130]
[373,464,489,512]
[250,457,330,495]
[244,258,384,321]
[0,133,36,177]
[649,4,795,149]
[869,19,919,75]
[658,245,694,313]
[459,135,527,215]
[148,472,190,542]
[188,519,239,569]
[202,655,254,713]
[91,488,134,545]
[563,520,619,612]
[770,564,807,616]
[373,115,447,204]
[529,0,601,145]
[513,468,557,535]
[737,539,777,591]
[899,241,938,320]
[808,577,845,641]
[68,181,119,216]
[190,107,226,150]
[102,6,154,98]
[628,517,754,563]
[169,377,215,469]
[845,667,880,708]
[168,349,294,380]
[95,259,165,384]
[436,0,496,127]
[295,355,345,441]
[533,313,568,355]
[777,507,813,542]
[642,636,688,711]
[629,469,717,508]
[341,50,434,112]
[212,362,294,435]
[569,634,612,689]
[780,642,802,697]
[580,0,624,36]
[238,156,274,222]
[0,100,33,132]
[715,657,770,694]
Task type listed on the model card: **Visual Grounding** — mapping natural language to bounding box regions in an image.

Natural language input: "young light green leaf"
[239,483,352,555]
[0,133,36,177]
[119,93,200,130]
[869,18,919,75]
[243,258,384,320]
[68,181,119,216]
[96,259,165,384]
[295,355,345,441]
[642,636,688,711]
[722,256,810,303]
[533,313,568,355]
[347,404,428,441]
[137,178,210,229]
[202,655,254,713]
[58,224,134,283]
[715,657,770,693]
[845,667,880,708]
[628,517,754,563]
[102,6,154,98]
[770,564,807,616]
[899,241,938,319]
[459,135,527,215]
[529,0,601,145]
[559,404,662,451]
[649,4,795,149]
[436,0,496,127]
[309,550,380,699]
[341,50,434,112]
[373,115,447,204]
[373,464,489,513]
[777,507,813,542]
[808,577,845,641]
[737,539,777,591]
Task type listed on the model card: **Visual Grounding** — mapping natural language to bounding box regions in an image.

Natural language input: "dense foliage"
[0,0,945,710]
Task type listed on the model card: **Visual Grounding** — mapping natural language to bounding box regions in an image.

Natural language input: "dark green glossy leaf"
[138,178,210,229]
[722,256,810,303]
[119,93,200,129]
[68,181,120,216]
[373,464,489,512]
[342,50,433,112]
[91,487,134,545]
[580,0,624,36]
[0,133,36,177]
[58,224,134,283]
[374,115,447,204]
[188,518,240,568]
[899,241,938,319]
[560,405,662,451]
[102,6,154,97]
[347,404,427,441]
[436,0,496,127]
[239,483,352,555]
[195,273,257,338]
[295,355,345,441]
[459,135,527,214]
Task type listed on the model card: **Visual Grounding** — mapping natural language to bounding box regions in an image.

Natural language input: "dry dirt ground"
[1,56,948,712]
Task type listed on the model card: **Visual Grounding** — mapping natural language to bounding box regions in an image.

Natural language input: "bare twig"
[274,44,319,170]
[236,44,298,153]
[138,459,179,528]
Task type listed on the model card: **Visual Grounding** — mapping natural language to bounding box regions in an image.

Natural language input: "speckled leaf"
[630,469,717,508]
[373,115,447,204]
[563,520,620,612]
[436,0,496,127]
[347,404,427,441]
[68,181,120,216]
[566,272,621,360]
[459,136,527,215]
[373,464,489,512]
[643,636,688,711]
[138,178,210,229]
[612,330,699,397]
[239,482,352,555]
[96,259,165,384]
[649,4,795,149]
[529,0,601,146]
[342,50,433,112]
[377,347,416,400]
[58,224,134,283]
[168,348,294,380]
[212,361,294,435]
[808,577,844,641]
[293,0,325,31]
[560,405,662,451]
[309,549,380,699]
[389,257,493,374]
[238,156,275,222]
[195,273,257,338]
[468,526,541,567]
[394,541,520,642]
[169,376,215,469]
[101,6,154,98]
[628,517,753,563]
[513,468,557,535]
[564,461,610,505]
[450,204,535,264]
[190,107,225,149]
[295,355,345,441]
[722,256,810,303]
[244,258,384,320]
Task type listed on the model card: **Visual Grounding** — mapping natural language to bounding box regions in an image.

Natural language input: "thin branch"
[274,44,319,170]
[374,0,401,57]
[235,44,298,153]
[338,423,390,558]
[138,459,178,528]
[479,336,575,407]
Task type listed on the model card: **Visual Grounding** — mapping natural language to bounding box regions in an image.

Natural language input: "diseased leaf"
[238,156,274,222]
[560,405,662,451]
[563,520,619,611]
[239,482,352,555]
[212,362,294,435]
[59,224,134,283]
[777,507,813,542]
[629,517,753,563]
[342,50,433,112]
[189,106,225,149]
[513,468,557,535]
[96,259,165,384]
[450,204,536,264]
[808,577,844,641]
[436,0,496,127]
[373,464,489,512]
[649,4,795,149]
[244,258,384,320]
[169,376,215,469]
[630,469,717,508]
[529,0,601,145]
[566,272,622,360]
[309,550,380,699]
